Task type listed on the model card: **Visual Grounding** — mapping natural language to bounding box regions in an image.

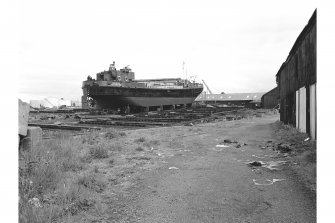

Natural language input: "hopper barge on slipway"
[82,62,203,112]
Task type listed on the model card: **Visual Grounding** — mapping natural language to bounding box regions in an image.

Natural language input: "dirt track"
[69,114,316,223]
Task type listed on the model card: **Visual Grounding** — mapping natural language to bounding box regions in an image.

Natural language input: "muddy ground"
[35,112,316,223]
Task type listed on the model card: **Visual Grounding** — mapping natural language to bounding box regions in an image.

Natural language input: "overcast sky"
[18,0,316,101]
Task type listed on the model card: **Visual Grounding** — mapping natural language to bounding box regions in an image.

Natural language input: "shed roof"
[262,87,278,97]
[276,9,316,79]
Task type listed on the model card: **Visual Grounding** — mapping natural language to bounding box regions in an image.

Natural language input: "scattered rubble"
[247,160,288,170]
[223,139,238,144]
[247,161,264,167]
[276,143,292,153]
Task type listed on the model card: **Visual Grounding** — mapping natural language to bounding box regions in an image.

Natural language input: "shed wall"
[276,10,316,138]
[262,87,279,109]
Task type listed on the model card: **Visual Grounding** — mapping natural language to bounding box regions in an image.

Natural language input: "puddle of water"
[216,144,230,148]
[253,179,273,185]
[252,154,270,159]
[168,167,179,170]
[253,179,285,185]
[264,161,288,170]
[157,153,174,158]
[213,148,223,152]
[270,153,289,159]
[247,160,288,170]
[272,179,286,183]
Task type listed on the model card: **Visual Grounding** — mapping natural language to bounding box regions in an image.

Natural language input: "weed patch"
[134,137,146,143]
[305,149,317,163]
[89,144,109,159]
[135,146,144,151]
[19,133,93,222]
[109,143,123,152]
[119,132,126,137]
[77,174,106,193]
[105,130,127,139]
[108,158,115,166]
[82,130,100,145]
[93,166,99,173]
[143,140,160,148]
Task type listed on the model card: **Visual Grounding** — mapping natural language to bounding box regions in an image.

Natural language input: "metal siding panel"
[299,87,307,133]
[309,84,316,139]
[296,90,299,129]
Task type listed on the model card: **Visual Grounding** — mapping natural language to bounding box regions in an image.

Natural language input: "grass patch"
[134,137,146,143]
[82,130,100,145]
[109,142,123,152]
[19,133,97,222]
[104,130,127,139]
[305,149,317,163]
[19,129,129,222]
[77,173,106,193]
[127,156,151,161]
[108,158,115,166]
[143,140,160,148]
[119,132,126,137]
[19,136,86,201]
[89,144,109,159]
[135,146,144,151]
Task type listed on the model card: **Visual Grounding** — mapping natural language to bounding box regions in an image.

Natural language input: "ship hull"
[86,86,203,109]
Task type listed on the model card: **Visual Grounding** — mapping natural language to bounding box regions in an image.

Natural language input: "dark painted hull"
[86,86,203,108]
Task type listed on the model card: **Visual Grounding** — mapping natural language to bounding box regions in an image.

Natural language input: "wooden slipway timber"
[82,62,203,110]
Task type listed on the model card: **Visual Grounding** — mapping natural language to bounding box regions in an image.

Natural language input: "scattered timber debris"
[28,106,273,132]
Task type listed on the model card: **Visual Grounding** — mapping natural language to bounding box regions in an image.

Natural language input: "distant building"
[261,87,279,109]
[195,92,265,108]
[29,97,72,109]
[70,100,82,107]
[276,10,316,139]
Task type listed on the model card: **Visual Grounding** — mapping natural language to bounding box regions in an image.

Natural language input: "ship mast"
[182,61,188,81]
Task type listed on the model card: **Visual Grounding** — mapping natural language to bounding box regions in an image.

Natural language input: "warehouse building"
[195,92,265,108]
[276,10,316,139]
